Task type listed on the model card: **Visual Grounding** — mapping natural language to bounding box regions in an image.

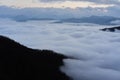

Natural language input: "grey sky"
[39,0,120,4]
[0,0,119,18]
[0,0,117,8]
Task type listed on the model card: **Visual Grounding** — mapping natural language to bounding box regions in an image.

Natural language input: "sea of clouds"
[0,18,120,80]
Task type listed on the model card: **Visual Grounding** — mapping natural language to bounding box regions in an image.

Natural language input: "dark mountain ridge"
[55,16,120,25]
[0,35,71,80]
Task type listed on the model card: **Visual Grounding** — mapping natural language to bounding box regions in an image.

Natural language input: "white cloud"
[1,19,120,80]
[39,0,120,5]
[0,0,115,9]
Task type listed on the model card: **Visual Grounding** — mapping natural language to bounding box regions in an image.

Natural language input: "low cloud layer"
[1,18,120,80]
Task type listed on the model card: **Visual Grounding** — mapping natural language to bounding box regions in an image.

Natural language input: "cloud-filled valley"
[0,1,120,79]
[1,18,120,80]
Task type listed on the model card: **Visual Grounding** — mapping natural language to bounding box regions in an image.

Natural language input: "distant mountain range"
[0,6,120,25]
[11,15,120,25]
[55,16,120,25]
[12,15,55,22]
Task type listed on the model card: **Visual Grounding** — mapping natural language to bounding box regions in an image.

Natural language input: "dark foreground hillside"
[101,26,120,32]
[0,35,71,80]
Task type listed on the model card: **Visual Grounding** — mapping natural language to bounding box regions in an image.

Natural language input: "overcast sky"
[0,0,120,18]
[0,0,119,9]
